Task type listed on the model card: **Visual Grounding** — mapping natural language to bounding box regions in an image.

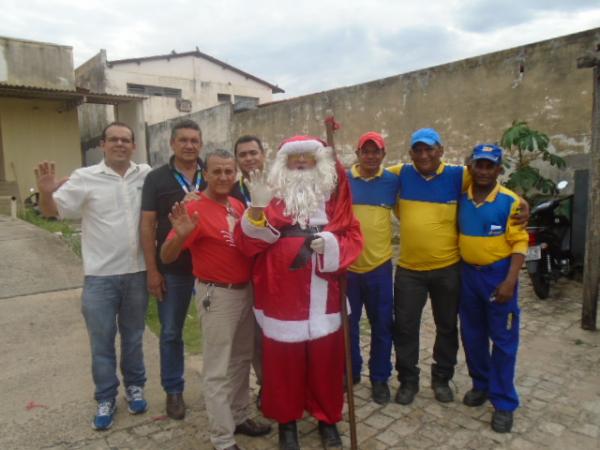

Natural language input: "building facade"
[75,49,284,143]
[0,36,145,205]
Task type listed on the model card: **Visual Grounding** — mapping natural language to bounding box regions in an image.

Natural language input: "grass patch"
[20,207,202,354]
[146,295,202,355]
[19,208,82,257]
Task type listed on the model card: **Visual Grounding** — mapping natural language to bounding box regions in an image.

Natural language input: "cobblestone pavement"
[7,274,600,450]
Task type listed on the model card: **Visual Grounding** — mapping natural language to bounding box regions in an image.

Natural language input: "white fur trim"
[254,308,341,343]
[308,202,329,226]
[241,214,280,243]
[253,253,342,342]
[278,139,325,156]
[315,231,340,273]
[309,253,329,334]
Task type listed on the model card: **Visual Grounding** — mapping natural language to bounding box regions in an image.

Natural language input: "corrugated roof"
[0,83,144,104]
[108,50,285,94]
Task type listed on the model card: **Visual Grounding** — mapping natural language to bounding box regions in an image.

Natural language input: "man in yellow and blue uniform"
[347,132,400,405]
[387,128,469,405]
[458,144,528,433]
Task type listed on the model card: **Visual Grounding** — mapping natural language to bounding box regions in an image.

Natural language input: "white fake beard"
[268,148,337,228]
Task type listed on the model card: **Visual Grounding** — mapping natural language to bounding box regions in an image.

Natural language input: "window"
[127,83,182,98]
[234,95,259,107]
[217,93,232,103]
[233,95,259,112]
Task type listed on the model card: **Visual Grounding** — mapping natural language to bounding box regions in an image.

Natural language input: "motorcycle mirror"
[557,180,568,190]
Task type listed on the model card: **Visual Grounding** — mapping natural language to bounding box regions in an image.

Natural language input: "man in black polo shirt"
[230,135,267,408]
[140,119,205,420]
[230,135,266,205]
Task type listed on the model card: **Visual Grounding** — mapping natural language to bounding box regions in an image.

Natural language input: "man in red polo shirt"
[161,148,270,450]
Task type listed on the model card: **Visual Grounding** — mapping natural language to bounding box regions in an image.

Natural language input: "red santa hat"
[278,135,328,156]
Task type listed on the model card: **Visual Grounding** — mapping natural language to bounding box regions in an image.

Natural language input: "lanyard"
[173,165,202,194]
[239,179,251,205]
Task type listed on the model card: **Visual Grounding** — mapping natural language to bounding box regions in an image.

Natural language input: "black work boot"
[395,382,419,405]
[491,410,513,433]
[278,421,299,450]
[431,373,454,403]
[371,380,391,405]
[431,381,453,402]
[462,388,488,407]
[318,421,342,449]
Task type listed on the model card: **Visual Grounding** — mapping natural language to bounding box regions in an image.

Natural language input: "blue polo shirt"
[459,182,528,266]
[348,165,400,273]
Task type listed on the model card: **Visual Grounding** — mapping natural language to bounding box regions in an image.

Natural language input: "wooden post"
[577,50,600,330]
[324,116,358,450]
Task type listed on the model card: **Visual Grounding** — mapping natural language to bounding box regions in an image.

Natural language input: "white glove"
[246,169,274,208]
[310,237,325,254]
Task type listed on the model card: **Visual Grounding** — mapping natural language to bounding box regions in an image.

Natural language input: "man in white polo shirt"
[35,122,151,431]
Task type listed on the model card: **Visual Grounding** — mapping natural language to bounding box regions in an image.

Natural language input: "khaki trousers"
[196,281,254,450]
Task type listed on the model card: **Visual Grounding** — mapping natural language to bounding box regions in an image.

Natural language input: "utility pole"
[577,46,600,330]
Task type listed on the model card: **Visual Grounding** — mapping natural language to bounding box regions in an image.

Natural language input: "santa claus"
[236,136,363,450]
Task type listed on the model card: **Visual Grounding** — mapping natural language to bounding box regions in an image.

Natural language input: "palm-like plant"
[500,121,566,201]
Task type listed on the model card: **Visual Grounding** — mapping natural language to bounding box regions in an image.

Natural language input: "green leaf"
[499,120,566,199]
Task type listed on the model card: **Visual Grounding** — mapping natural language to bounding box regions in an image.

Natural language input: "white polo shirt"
[53,160,151,276]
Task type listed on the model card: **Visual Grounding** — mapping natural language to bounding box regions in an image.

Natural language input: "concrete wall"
[231,28,600,177]
[0,37,74,90]
[76,50,112,142]
[0,98,81,200]
[116,100,148,165]
[147,103,232,167]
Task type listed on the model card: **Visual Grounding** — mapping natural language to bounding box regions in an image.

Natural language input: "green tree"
[500,121,566,200]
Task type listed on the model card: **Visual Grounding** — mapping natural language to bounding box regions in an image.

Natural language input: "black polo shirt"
[141,156,206,275]
[229,178,251,207]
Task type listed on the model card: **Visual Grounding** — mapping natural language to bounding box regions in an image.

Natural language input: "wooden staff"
[324,116,358,450]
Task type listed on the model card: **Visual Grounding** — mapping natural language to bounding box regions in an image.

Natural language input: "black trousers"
[393,263,460,385]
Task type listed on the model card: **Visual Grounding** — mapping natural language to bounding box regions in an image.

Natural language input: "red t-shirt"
[167,193,252,283]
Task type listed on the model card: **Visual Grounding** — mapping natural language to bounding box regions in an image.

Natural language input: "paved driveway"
[0,217,598,449]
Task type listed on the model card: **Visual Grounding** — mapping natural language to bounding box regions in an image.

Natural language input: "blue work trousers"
[81,271,148,401]
[347,260,393,383]
[459,259,520,412]
[158,273,195,394]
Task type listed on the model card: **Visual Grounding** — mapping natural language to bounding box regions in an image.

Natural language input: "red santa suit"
[236,137,363,425]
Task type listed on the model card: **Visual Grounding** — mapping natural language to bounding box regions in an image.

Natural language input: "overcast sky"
[3,0,600,98]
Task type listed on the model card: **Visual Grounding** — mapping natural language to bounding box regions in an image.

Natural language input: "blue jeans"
[347,261,394,383]
[81,271,148,401]
[158,273,195,394]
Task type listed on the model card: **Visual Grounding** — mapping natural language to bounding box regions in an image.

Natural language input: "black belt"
[197,279,249,290]
[279,224,324,238]
[280,224,324,270]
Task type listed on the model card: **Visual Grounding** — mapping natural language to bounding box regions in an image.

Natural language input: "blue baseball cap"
[471,144,503,165]
[411,128,442,148]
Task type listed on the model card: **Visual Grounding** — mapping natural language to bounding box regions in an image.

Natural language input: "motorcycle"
[24,188,40,214]
[525,181,574,299]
